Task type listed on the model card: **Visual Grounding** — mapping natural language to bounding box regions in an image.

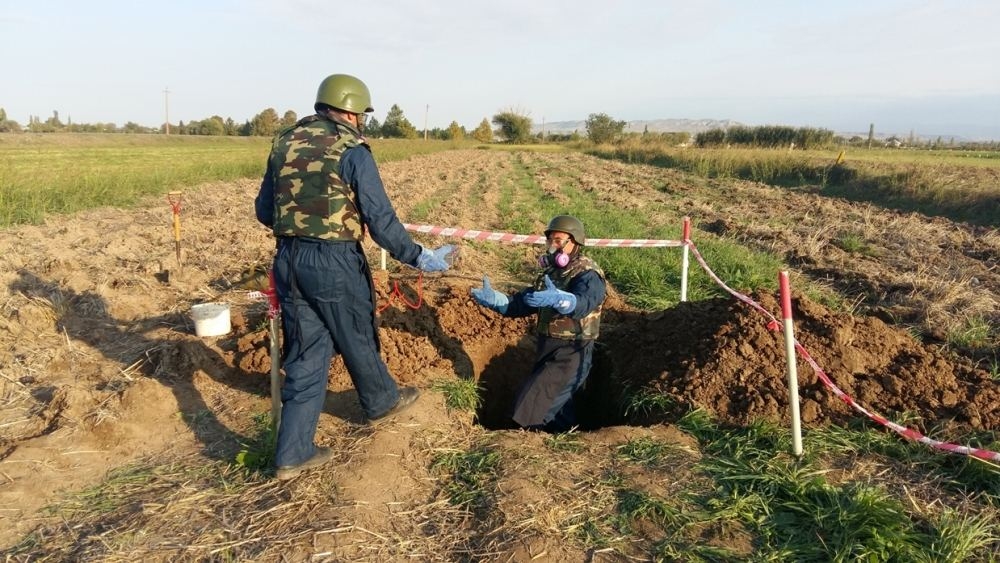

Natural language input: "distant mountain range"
[534,118,742,135]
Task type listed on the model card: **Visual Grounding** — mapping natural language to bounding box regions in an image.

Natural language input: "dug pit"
[233,275,1000,436]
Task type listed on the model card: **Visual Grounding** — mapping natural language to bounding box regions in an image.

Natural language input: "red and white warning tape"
[687,241,1000,463]
[403,223,683,248]
[247,269,281,319]
[247,289,280,318]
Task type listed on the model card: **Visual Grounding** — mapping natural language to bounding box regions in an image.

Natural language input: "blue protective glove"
[524,275,577,314]
[470,275,509,314]
[414,244,454,272]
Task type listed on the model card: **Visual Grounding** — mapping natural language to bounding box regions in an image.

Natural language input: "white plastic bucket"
[191,302,231,337]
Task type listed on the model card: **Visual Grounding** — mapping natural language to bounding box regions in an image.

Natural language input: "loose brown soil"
[1,149,997,560]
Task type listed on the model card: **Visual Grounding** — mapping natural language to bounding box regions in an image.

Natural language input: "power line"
[163,87,171,135]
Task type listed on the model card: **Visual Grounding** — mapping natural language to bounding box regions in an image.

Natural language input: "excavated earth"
[1,148,997,558]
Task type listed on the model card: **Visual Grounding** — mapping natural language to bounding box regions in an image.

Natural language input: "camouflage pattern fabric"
[269,115,365,241]
[535,255,605,340]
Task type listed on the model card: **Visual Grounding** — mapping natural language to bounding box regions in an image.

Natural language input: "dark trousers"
[512,336,594,432]
[272,238,400,467]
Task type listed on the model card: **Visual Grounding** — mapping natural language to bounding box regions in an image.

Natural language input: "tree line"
[693,125,835,149]
[0,104,623,145]
[0,104,497,142]
[694,124,1000,151]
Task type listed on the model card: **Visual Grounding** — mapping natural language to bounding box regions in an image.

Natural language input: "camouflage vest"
[535,254,605,340]
[269,115,365,241]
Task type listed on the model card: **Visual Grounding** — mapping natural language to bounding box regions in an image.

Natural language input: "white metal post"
[779,271,803,456]
[680,216,691,302]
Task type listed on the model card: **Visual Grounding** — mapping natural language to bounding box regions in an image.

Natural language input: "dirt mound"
[601,291,1000,433]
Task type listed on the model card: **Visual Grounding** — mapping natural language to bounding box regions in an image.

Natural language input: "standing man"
[255,74,453,479]
[470,215,606,432]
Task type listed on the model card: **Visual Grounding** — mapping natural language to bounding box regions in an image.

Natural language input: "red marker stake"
[780,271,803,456]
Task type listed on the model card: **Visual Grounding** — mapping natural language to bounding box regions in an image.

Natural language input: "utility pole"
[541,116,546,143]
[423,104,429,141]
[163,87,171,135]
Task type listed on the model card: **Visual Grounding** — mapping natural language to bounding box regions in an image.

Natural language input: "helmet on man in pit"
[315,74,374,114]
[544,215,586,245]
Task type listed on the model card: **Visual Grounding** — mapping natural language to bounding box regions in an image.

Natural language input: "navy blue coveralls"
[255,135,423,468]
[502,266,606,432]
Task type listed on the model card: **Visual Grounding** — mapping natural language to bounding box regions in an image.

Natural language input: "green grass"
[585,142,1000,227]
[506,154,549,232]
[0,133,271,226]
[613,488,689,532]
[431,378,482,412]
[692,414,999,561]
[928,509,1000,560]
[0,133,463,227]
[545,430,586,453]
[233,411,277,472]
[431,443,502,510]
[616,436,675,466]
[47,464,162,517]
[988,359,1000,381]
[580,411,1000,561]
[621,387,677,419]
[946,315,995,350]
[833,230,876,255]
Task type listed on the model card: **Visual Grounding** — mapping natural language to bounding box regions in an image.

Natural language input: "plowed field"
[2,149,997,560]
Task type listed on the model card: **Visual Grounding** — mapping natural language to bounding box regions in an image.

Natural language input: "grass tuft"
[545,430,586,453]
[431,443,502,510]
[432,378,482,412]
[616,436,672,467]
[622,386,677,419]
[928,509,1000,562]
[233,411,277,472]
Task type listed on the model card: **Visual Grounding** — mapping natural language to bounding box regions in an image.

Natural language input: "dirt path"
[1,149,996,557]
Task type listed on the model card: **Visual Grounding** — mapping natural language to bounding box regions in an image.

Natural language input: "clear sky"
[2,0,998,139]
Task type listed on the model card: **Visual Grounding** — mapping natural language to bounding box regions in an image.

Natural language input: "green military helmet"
[545,215,586,245]
[315,74,374,114]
